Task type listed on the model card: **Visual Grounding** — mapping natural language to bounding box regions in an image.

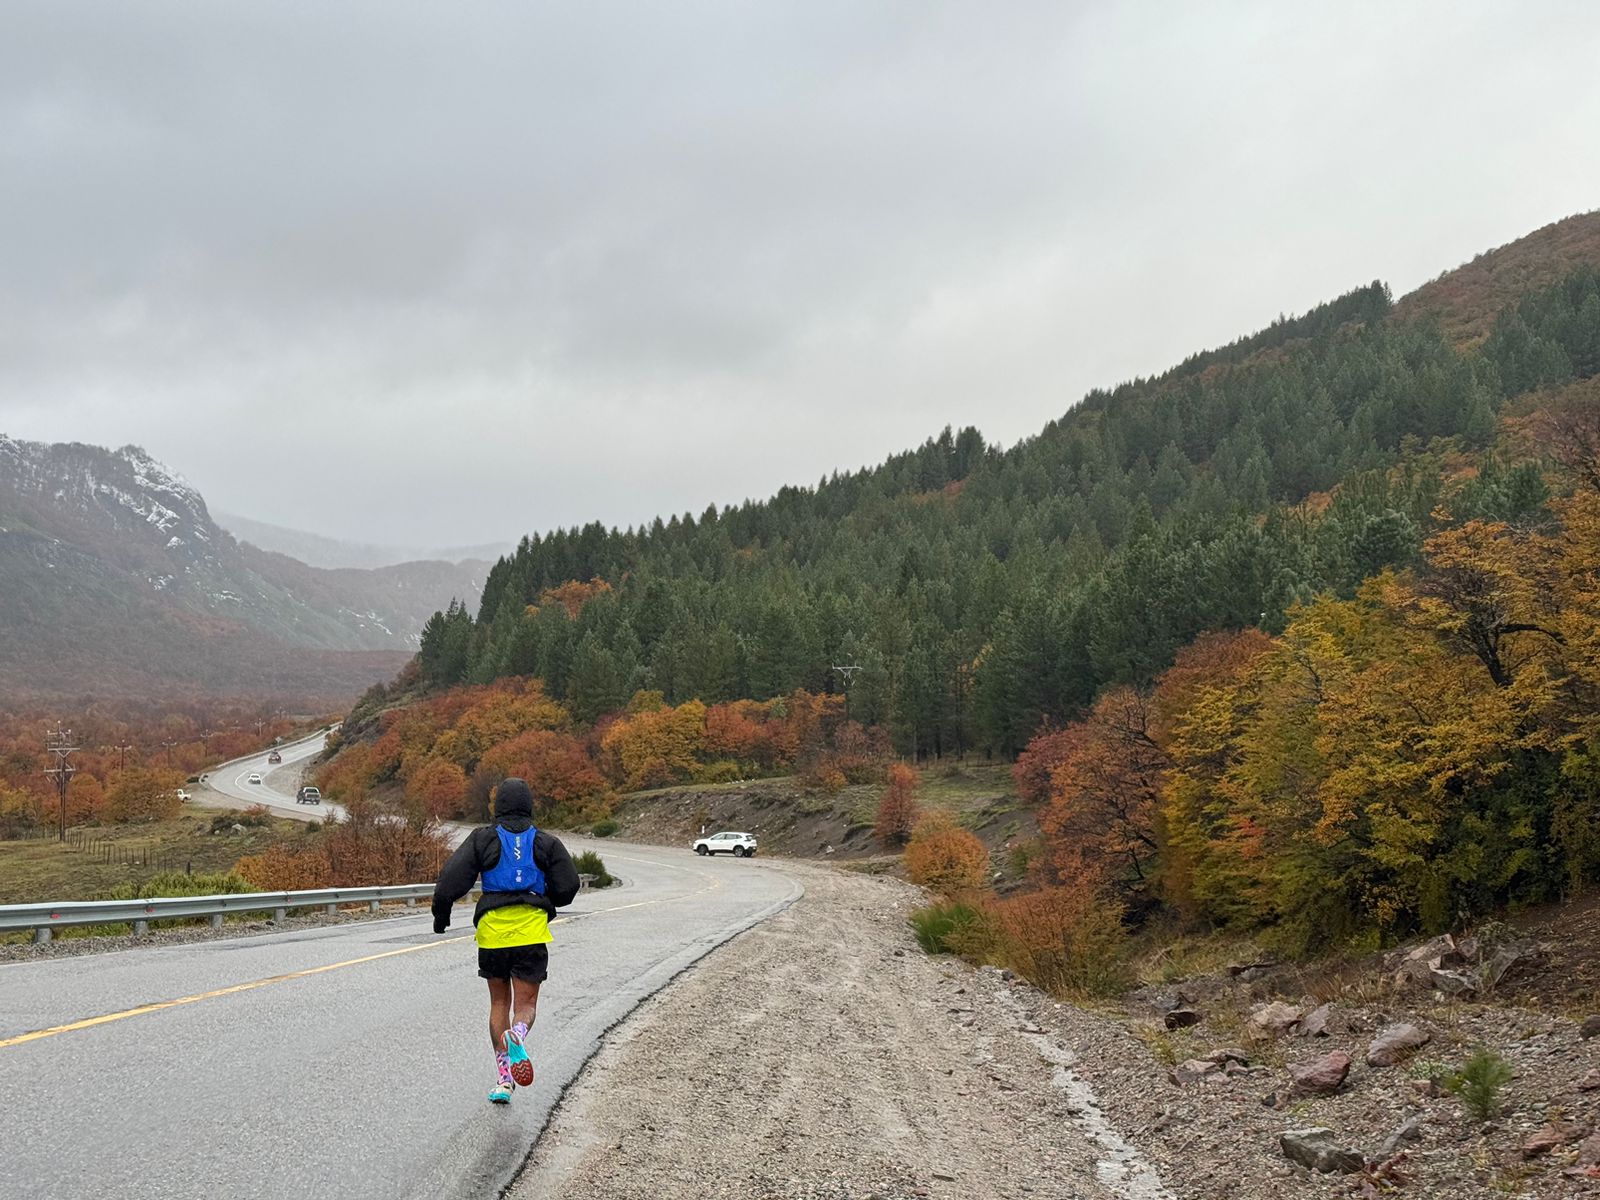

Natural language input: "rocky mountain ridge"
[0,436,486,701]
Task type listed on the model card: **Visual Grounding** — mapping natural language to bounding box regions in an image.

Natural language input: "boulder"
[1480,943,1536,991]
[1367,1023,1431,1067]
[1289,1050,1352,1096]
[1581,1015,1600,1041]
[1279,1128,1365,1174]
[1164,1007,1202,1031]
[1172,1058,1223,1085]
[1247,1001,1303,1042]
[1579,1069,1600,1092]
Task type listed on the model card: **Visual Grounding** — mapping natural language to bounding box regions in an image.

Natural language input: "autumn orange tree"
[874,763,921,847]
[1037,687,1164,894]
[404,758,468,822]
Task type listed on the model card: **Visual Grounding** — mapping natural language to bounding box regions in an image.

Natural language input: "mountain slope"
[406,211,1600,757]
[217,510,510,571]
[0,438,486,701]
[1395,208,1600,348]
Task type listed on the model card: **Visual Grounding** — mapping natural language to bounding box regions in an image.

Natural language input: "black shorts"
[477,943,549,983]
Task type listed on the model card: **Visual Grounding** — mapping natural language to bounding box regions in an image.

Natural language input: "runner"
[431,777,581,1103]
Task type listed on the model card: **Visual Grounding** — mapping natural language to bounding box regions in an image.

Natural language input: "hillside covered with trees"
[323,211,1600,957]
[407,216,1600,762]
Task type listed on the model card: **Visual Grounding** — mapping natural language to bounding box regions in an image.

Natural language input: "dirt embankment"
[606,767,1037,868]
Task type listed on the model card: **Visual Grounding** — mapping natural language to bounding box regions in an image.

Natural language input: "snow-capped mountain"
[0,437,489,700]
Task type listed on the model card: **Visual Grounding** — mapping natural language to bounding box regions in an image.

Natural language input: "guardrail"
[0,884,434,943]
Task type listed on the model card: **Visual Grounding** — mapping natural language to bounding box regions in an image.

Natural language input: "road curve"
[203,729,345,821]
[0,841,801,1200]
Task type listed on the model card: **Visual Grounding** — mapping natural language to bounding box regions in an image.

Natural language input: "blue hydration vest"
[481,825,546,896]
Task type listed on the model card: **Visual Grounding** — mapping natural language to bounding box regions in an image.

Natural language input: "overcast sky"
[3,2,1599,547]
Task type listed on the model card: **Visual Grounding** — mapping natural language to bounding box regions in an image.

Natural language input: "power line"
[831,664,862,721]
[43,723,78,844]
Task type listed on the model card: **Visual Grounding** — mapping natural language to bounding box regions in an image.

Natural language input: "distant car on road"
[296,786,321,805]
[247,772,263,785]
[267,750,282,764]
[175,789,191,803]
[693,830,758,857]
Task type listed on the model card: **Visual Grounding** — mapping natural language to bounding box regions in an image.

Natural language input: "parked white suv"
[693,830,758,858]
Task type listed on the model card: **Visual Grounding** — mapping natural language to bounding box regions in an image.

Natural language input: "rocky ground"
[515,864,1600,1199]
[514,864,1156,1200]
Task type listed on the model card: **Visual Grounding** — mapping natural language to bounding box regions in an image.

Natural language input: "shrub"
[102,871,253,901]
[875,763,921,846]
[591,818,619,838]
[235,846,334,891]
[238,804,274,827]
[1445,1049,1514,1122]
[909,900,991,956]
[694,759,743,785]
[572,849,615,888]
[905,817,991,897]
[987,879,1130,999]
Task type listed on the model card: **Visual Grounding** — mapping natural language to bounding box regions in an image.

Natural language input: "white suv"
[693,831,758,858]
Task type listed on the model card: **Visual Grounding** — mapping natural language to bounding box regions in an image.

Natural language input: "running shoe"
[487,1081,513,1105]
[504,1029,534,1088]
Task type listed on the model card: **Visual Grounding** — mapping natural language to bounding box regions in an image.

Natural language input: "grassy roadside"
[0,804,322,905]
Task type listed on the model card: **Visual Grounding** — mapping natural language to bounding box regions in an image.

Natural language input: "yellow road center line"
[0,860,728,1051]
[0,935,472,1050]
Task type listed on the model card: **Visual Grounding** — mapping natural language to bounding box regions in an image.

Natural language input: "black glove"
[433,915,449,934]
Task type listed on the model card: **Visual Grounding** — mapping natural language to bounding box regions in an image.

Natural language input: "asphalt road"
[0,841,802,1200]
[203,730,345,821]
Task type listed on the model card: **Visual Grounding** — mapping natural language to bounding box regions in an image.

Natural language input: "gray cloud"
[3,1,1599,545]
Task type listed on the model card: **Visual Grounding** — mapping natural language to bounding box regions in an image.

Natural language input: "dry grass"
[0,804,314,904]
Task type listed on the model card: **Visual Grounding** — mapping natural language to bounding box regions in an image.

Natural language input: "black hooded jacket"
[430,778,580,933]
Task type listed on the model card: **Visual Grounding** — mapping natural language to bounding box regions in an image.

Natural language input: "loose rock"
[1164,1007,1202,1031]
[1172,1058,1223,1085]
[1299,1003,1337,1038]
[1377,1113,1425,1158]
[1279,1128,1365,1174]
[1247,1001,1303,1041]
[1289,1050,1351,1097]
[1367,1023,1431,1067]
[1580,1015,1600,1040]
[1522,1123,1586,1158]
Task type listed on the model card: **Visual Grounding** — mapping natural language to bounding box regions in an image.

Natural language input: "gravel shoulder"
[513,863,1160,1200]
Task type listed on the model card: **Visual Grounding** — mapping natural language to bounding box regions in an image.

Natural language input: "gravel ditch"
[514,864,1154,1200]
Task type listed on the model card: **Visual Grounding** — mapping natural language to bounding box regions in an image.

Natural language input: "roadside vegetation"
[0,803,316,905]
[572,849,615,888]
[308,236,1600,1004]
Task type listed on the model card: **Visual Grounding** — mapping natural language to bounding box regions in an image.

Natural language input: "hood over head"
[493,777,534,820]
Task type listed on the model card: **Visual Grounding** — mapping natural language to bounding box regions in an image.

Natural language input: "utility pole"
[161,739,178,767]
[831,664,862,721]
[43,724,78,843]
[114,742,135,771]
